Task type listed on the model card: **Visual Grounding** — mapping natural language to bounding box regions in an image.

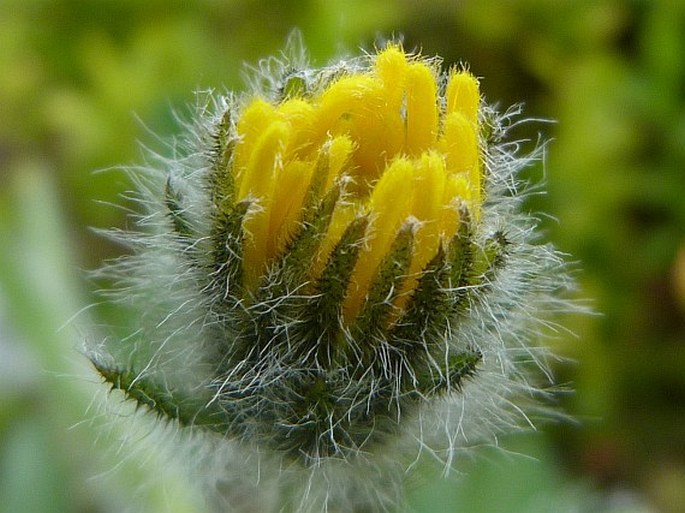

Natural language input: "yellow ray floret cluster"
[232,45,482,320]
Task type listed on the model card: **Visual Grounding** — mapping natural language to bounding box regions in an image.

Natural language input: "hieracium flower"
[91,38,574,513]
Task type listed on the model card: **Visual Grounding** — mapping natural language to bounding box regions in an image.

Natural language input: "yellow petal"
[324,135,354,192]
[440,112,481,220]
[374,45,409,109]
[440,175,470,240]
[313,200,359,280]
[349,96,403,187]
[242,206,271,290]
[268,159,315,259]
[405,62,439,156]
[238,120,289,201]
[238,120,289,286]
[234,99,279,189]
[446,70,480,124]
[410,153,445,266]
[277,98,316,159]
[394,153,446,311]
[314,74,379,139]
[411,152,446,223]
[344,158,414,320]
[440,113,479,185]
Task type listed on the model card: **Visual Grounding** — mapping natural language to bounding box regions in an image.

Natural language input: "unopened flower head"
[91,38,575,513]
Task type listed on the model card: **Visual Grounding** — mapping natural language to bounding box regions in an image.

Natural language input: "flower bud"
[90,37,576,513]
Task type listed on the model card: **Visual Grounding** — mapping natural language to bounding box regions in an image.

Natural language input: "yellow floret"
[446,70,480,123]
[405,62,439,156]
[232,45,483,320]
[343,158,415,320]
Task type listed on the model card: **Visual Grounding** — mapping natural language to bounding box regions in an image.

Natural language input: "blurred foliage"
[1,1,683,512]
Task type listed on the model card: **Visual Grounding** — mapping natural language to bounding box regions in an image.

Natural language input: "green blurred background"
[1,1,684,512]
